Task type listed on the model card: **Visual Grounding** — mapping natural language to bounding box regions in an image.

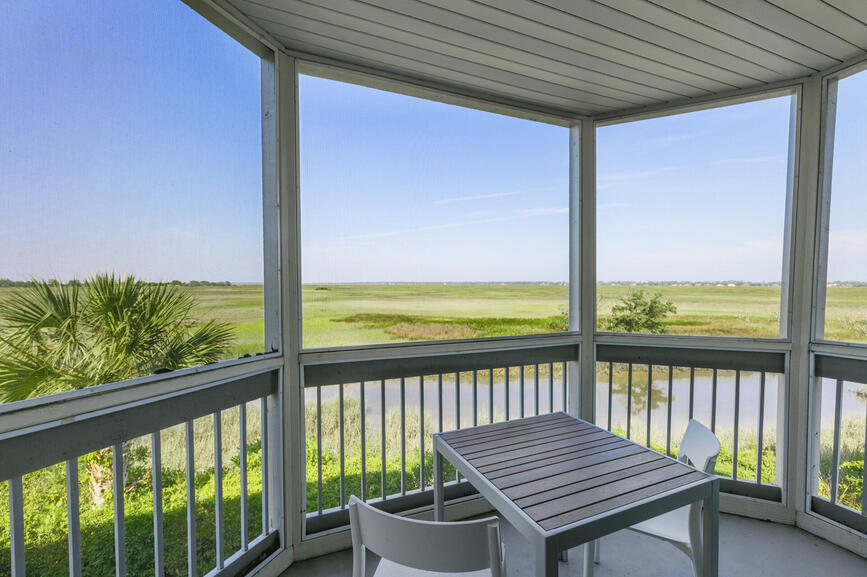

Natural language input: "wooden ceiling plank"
[242,6,632,109]
[766,0,867,48]
[537,0,789,82]
[425,0,734,91]
[268,31,610,113]
[600,0,816,77]
[370,0,711,96]
[284,0,658,105]
[823,0,867,26]
[648,0,838,70]
[707,0,860,61]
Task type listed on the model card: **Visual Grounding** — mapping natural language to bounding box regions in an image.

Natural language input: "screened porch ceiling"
[228,0,867,117]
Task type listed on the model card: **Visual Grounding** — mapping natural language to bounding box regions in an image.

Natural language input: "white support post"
[275,48,304,560]
[260,52,286,555]
[787,76,823,519]
[573,119,596,423]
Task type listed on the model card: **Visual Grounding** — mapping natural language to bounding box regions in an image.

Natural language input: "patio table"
[433,412,719,577]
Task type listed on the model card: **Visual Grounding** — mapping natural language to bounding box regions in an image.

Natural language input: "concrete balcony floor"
[282,512,866,576]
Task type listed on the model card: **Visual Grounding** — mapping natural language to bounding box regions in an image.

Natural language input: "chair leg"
[691,552,703,577]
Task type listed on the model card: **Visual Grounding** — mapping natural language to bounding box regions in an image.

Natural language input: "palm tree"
[0,274,235,402]
[0,274,235,505]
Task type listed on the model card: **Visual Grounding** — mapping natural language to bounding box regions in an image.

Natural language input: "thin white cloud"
[646,132,701,147]
[517,207,568,216]
[598,165,682,184]
[432,183,565,205]
[713,155,786,165]
[433,191,521,204]
[334,206,567,241]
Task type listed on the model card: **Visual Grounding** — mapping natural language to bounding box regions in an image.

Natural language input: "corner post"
[572,119,596,423]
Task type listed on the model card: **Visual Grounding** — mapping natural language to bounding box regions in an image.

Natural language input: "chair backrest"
[677,419,721,473]
[348,495,503,577]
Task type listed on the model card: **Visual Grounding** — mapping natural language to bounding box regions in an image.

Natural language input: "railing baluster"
[360,382,367,501]
[646,365,653,448]
[339,384,345,509]
[473,370,478,426]
[534,364,540,415]
[520,365,525,418]
[862,400,866,516]
[151,434,164,577]
[455,372,460,482]
[67,458,82,577]
[489,369,494,424]
[316,386,323,515]
[381,380,386,501]
[239,404,248,550]
[626,364,633,439]
[666,366,673,457]
[455,372,460,429]
[438,374,443,433]
[420,376,425,491]
[214,412,224,569]
[400,377,406,496]
[689,367,695,420]
[830,379,844,503]
[561,362,567,412]
[9,476,25,577]
[711,369,718,433]
[505,367,510,420]
[757,372,766,484]
[186,421,197,577]
[608,362,613,430]
[548,362,554,415]
[732,371,740,481]
[112,444,126,577]
[260,396,269,535]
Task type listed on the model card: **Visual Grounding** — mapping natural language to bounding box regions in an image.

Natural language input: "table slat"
[436,413,712,533]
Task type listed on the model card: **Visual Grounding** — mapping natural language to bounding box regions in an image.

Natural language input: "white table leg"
[433,448,444,522]
[702,480,720,577]
[535,539,558,577]
[582,541,595,577]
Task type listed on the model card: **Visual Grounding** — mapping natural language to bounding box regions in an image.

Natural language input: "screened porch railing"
[596,344,787,502]
[301,343,578,535]
[811,354,867,534]
[1,368,280,577]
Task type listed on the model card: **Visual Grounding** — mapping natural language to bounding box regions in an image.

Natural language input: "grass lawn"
[5,283,867,353]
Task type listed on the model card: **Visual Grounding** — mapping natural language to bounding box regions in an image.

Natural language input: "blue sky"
[0,0,264,283]
[1,1,865,284]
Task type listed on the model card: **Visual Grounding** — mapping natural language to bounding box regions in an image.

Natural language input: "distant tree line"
[0,278,232,287]
[598,280,783,287]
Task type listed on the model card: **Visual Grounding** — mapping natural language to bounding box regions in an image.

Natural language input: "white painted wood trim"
[277,48,303,566]
[594,83,802,126]
[796,510,867,558]
[788,76,823,519]
[295,58,578,127]
[299,333,581,364]
[577,119,596,422]
[594,333,792,351]
[0,355,282,435]
[182,0,282,55]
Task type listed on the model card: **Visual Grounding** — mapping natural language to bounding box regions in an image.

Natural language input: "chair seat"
[630,505,691,545]
[373,558,493,577]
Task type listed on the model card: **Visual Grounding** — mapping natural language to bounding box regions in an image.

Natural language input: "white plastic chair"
[629,419,721,577]
[591,419,721,577]
[348,495,506,577]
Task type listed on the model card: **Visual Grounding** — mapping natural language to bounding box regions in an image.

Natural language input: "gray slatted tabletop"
[432,412,719,577]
